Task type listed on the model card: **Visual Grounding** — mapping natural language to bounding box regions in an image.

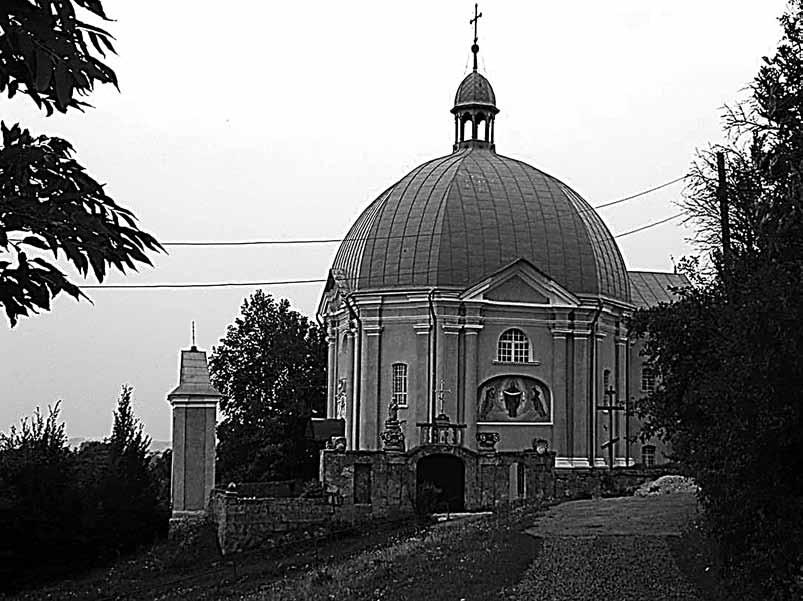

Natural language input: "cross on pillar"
[469,3,483,71]
[597,386,625,469]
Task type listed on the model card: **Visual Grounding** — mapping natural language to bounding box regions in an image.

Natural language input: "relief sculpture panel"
[477,375,551,423]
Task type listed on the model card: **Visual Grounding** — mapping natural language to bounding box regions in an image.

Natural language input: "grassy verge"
[248,506,545,601]
[8,504,546,601]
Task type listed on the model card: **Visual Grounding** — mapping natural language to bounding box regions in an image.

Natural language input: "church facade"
[317,38,685,470]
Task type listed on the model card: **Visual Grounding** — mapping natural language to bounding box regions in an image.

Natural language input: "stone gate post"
[167,345,221,526]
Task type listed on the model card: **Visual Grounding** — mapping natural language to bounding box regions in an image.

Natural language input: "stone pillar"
[615,335,628,466]
[551,330,568,463]
[344,329,356,449]
[463,325,481,450]
[572,332,591,467]
[414,323,431,444]
[438,323,461,419]
[167,346,221,521]
[326,326,337,418]
[360,325,382,450]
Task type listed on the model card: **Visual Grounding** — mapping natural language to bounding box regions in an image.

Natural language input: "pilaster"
[571,331,591,467]
[463,325,482,451]
[551,330,568,457]
[359,324,382,450]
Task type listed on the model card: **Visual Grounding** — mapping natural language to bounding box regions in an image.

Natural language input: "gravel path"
[506,493,702,601]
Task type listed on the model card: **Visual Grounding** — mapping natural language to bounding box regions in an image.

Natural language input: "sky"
[0,0,790,442]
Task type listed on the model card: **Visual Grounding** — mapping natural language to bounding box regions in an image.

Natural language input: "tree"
[0,1,162,326]
[632,3,803,598]
[97,385,164,551]
[209,291,327,483]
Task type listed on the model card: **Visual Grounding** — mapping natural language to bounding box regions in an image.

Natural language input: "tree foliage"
[0,0,162,327]
[632,3,803,598]
[209,291,327,483]
[0,0,116,114]
[0,123,163,325]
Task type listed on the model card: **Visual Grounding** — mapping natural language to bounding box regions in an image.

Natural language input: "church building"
[317,16,685,470]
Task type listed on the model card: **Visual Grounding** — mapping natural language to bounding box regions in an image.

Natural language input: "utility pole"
[717,151,732,286]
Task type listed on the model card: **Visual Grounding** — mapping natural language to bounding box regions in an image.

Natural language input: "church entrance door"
[416,454,465,513]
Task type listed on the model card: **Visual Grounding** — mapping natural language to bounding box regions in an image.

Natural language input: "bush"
[0,388,169,591]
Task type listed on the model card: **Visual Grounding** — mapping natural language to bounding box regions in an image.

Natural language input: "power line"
[159,176,687,247]
[81,278,326,289]
[7,176,686,249]
[82,212,685,290]
[593,176,687,210]
[613,212,684,239]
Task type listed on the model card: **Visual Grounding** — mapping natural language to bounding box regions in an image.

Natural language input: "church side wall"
[375,316,426,450]
[627,338,672,465]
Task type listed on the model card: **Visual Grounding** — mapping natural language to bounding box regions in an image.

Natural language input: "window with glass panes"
[392,363,408,407]
[641,366,656,393]
[641,445,656,467]
[498,329,529,363]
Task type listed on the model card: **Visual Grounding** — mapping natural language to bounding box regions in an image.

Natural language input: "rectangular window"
[641,366,656,393]
[392,363,408,407]
[354,464,372,504]
[642,445,656,467]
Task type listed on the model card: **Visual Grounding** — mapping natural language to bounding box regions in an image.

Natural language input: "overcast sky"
[1,0,789,442]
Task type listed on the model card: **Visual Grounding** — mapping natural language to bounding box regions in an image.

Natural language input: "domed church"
[317,15,685,471]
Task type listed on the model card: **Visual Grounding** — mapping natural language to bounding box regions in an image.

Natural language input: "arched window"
[461,116,473,141]
[497,328,529,363]
[641,444,656,467]
[391,363,408,407]
[641,365,656,393]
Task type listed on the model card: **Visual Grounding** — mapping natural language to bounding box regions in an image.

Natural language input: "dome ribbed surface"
[454,71,496,107]
[332,147,631,301]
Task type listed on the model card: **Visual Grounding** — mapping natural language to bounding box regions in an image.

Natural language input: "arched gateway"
[416,454,465,512]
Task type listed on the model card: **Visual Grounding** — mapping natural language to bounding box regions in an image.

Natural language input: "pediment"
[460,258,580,306]
[316,269,352,319]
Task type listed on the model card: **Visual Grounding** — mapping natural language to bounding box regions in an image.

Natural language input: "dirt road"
[506,493,705,601]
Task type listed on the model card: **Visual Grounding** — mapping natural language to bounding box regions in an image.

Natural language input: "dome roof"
[453,71,496,108]
[331,146,631,302]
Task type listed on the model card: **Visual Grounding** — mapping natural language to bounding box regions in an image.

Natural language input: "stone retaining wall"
[209,445,557,555]
[554,465,680,499]
[209,490,359,555]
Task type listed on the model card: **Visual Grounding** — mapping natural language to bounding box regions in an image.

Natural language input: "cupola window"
[497,328,529,363]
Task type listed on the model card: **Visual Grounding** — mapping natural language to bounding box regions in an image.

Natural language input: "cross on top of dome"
[470,2,482,72]
[451,4,498,152]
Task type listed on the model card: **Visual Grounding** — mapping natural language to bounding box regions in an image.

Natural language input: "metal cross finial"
[191,320,196,349]
[470,3,483,43]
[469,3,483,71]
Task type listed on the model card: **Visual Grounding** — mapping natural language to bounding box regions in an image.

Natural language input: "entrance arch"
[416,454,465,512]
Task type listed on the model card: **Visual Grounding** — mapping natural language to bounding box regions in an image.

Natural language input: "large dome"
[331,146,631,302]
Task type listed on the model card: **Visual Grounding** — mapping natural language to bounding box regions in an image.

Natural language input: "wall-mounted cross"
[436,379,452,415]
[470,3,483,44]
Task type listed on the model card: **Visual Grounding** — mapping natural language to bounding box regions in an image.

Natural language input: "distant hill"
[67,437,170,452]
